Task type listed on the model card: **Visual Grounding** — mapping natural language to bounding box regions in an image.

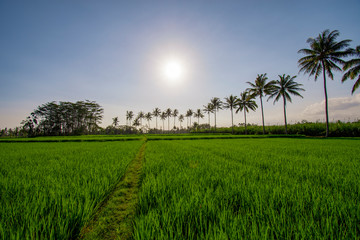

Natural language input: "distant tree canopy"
[21,100,104,136]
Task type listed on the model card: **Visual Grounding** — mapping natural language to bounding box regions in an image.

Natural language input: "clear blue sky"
[1,0,360,129]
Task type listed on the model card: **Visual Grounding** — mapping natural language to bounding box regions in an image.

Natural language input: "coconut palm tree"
[145,112,152,129]
[152,108,161,129]
[112,116,119,127]
[203,103,214,129]
[268,75,305,134]
[160,112,167,132]
[193,109,204,130]
[172,109,179,129]
[133,117,140,128]
[223,95,238,134]
[126,111,134,126]
[298,29,352,137]
[186,109,193,128]
[235,91,258,135]
[247,74,275,134]
[342,46,360,94]
[178,114,184,129]
[137,111,145,127]
[165,108,172,131]
[210,97,222,131]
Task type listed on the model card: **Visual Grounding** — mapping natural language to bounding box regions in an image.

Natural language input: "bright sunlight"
[162,59,185,84]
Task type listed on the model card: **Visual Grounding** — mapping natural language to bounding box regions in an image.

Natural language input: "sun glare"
[162,59,184,84]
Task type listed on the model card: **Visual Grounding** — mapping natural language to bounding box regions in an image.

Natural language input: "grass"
[0,141,143,239]
[134,138,360,239]
[1,136,359,239]
[80,141,147,240]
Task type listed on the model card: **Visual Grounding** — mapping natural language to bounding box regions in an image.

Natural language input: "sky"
[1,0,360,129]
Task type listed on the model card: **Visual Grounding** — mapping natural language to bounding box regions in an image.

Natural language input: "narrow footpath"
[79,140,146,240]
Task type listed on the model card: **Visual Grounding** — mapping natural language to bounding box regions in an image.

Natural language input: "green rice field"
[1,136,359,239]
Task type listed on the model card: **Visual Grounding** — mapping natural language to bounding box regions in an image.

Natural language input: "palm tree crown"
[235,91,257,135]
[223,95,238,134]
[298,29,352,136]
[268,74,305,134]
[342,46,360,94]
[145,112,152,129]
[203,103,214,128]
[210,97,222,130]
[126,111,134,126]
[246,73,275,134]
[152,108,161,129]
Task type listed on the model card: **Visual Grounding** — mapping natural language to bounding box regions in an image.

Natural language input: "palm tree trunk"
[260,95,265,134]
[214,111,217,131]
[283,95,288,135]
[244,110,247,135]
[208,113,210,129]
[174,117,176,129]
[168,118,170,131]
[156,117,158,129]
[148,120,150,129]
[231,108,234,134]
[322,61,329,137]
[162,120,165,133]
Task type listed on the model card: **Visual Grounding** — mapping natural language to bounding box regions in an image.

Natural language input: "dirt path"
[79,140,146,240]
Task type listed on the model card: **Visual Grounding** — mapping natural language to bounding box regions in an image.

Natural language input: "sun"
[162,59,184,83]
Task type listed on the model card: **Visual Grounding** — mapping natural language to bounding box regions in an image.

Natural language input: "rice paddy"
[1,136,359,239]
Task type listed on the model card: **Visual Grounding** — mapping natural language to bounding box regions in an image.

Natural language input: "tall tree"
[203,103,214,129]
[112,117,119,127]
[342,46,360,94]
[178,114,184,129]
[165,108,172,131]
[247,74,275,134]
[160,112,167,132]
[223,95,238,134]
[194,109,204,130]
[298,29,352,137]
[126,111,134,127]
[186,109,193,128]
[235,91,258,135]
[268,75,305,134]
[210,97,222,131]
[137,111,145,127]
[172,109,179,129]
[152,108,161,130]
[145,112,152,129]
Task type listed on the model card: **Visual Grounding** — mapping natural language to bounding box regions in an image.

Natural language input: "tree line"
[122,29,359,137]
[20,100,103,136]
[1,29,359,137]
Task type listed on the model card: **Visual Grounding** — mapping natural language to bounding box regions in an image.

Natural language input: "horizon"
[1,0,360,129]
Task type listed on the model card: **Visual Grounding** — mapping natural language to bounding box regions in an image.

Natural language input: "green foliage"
[0,141,143,239]
[134,139,360,239]
[197,121,360,137]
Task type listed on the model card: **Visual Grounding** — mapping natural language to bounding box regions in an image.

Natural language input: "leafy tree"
[268,75,305,134]
[152,108,161,129]
[210,97,222,131]
[172,109,179,129]
[342,46,360,94]
[235,91,258,135]
[298,29,352,137]
[223,95,238,134]
[203,103,214,129]
[186,109,193,128]
[247,74,275,134]
[178,114,185,129]
[145,112,152,129]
